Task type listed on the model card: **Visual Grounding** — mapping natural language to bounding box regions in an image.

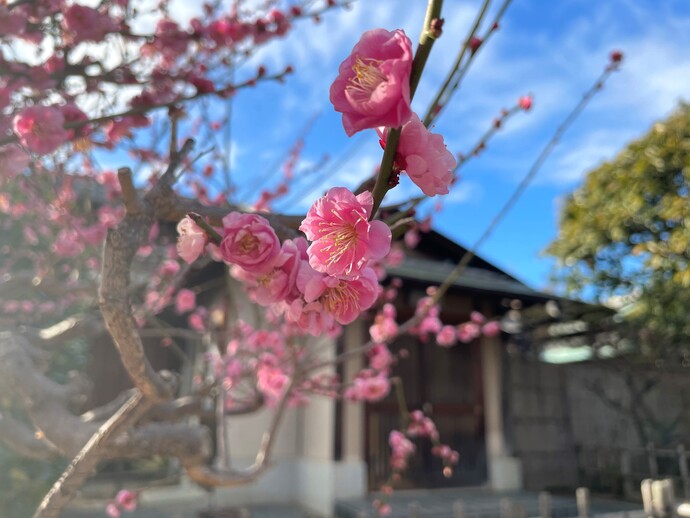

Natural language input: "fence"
[350,486,644,518]
[576,444,690,500]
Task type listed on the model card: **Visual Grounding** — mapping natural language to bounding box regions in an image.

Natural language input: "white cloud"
[444,180,483,205]
[543,129,622,185]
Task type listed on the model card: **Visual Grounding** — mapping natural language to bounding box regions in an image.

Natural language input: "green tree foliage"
[547,103,690,362]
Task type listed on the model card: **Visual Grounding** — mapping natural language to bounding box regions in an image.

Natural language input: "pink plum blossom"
[62,4,118,44]
[457,321,481,343]
[346,373,390,401]
[61,103,90,139]
[369,303,398,342]
[0,7,26,36]
[404,228,421,249]
[53,228,85,257]
[389,430,415,470]
[297,263,379,325]
[188,309,207,332]
[175,289,196,314]
[436,325,457,347]
[104,115,150,145]
[105,503,120,518]
[13,106,68,155]
[482,320,501,337]
[285,298,337,337]
[231,237,306,306]
[432,444,460,465]
[470,311,486,324]
[145,19,189,63]
[369,343,394,371]
[330,28,413,136]
[300,187,391,278]
[412,296,442,339]
[518,95,533,111]
[257,362,289,405]
[115,490,138,512]
[0,144,30,181]
[379,114,456,196]
[177,216,207,264]
[221,212,281,273]
[407,410,439,440]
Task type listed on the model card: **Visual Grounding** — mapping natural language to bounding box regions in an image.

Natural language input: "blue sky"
[167,0,690,291]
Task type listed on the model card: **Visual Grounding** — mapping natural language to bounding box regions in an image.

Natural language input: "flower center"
[322,281,358,314]
[258,272,273,287]
[319,221,358,270]
[347,56,386,101]
[238,233,258,253]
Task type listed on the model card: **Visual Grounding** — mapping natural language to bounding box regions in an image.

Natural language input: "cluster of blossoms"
[105,490,138,518]
[0,0,335,176]
[344,369,391,401]
[177,191,392,339]
[406,410,459,467]
[407,291,501,347]
[373,411,459,516]
[330,29,457,196]
[222,321,296,407]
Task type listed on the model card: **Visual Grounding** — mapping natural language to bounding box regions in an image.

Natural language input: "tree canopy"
[548,103,690,362]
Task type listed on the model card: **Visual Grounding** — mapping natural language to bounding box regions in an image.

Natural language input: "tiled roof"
[386,256,552,300]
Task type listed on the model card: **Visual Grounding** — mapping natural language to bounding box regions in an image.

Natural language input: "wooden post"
[539,491,552,518]
[621,449,635,499]
[453,500,467,518]
[677,445,690,500]
[501,498,514,518]
[648,443,659,478]
[513,502,527,518]
[576,487,590,518]
[408,502,421,518]
[661,479,677,518]
[651,479,677,518]
[642,479,654,517]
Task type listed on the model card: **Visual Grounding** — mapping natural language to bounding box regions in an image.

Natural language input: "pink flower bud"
[610,50,623,63]
[115,489,138,512]
[468,36,483,53]
[518,95,533,111]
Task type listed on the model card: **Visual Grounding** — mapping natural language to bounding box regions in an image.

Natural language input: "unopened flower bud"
[610,50,623,63]
[468,36,483,53]
[518,95,533,111]
[429,18,444,38]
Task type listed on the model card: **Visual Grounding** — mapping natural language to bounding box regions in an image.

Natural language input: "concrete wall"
[508,357,690,492]
[507,358,578,490]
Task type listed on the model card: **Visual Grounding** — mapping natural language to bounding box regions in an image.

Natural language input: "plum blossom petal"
[300,187,391,278]
[221,212,281,273]
[176,216,206,264]
[379,114,456,196]
[330,29,413,136]
[13,106,68,155]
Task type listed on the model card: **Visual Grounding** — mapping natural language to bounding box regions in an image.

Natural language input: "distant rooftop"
[386,256,551,301]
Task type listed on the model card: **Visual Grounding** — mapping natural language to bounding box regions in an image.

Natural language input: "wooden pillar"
[342,319,365,463]
[482,333,522,490]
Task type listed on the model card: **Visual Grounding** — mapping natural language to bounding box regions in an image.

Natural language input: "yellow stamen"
[238,233,259,253]
[347,55,386,101]
[317,218,359,272]
[322,281,358,314]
